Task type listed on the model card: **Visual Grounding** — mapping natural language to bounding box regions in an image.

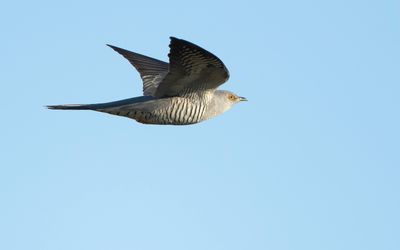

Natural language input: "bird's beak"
[239,96,248,102]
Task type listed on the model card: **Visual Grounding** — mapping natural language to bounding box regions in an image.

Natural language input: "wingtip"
[107,44,125,54]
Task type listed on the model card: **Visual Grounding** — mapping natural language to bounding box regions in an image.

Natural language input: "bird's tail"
[46,104,93,110]
[46,96,156,111]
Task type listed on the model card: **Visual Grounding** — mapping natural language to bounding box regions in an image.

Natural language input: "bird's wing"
[107,44,169,97]
[154,37,230,97]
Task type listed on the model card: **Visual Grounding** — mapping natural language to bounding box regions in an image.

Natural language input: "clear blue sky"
[1,1,399,249]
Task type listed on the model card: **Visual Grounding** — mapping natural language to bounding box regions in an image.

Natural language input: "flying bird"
[47,37,247,125]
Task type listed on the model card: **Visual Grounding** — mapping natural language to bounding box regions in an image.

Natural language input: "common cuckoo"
[47,37,247,125]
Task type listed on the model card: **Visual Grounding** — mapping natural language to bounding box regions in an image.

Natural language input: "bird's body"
[48,37,246,125]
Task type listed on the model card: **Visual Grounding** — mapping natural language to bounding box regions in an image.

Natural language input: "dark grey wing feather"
[107,44,169,96]
[154,37,230,97]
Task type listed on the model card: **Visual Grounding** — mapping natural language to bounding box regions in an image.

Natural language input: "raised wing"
[154,37,230,97]
[107,44,169,97]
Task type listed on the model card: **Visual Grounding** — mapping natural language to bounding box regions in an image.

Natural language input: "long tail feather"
[46,96,155,111]
[46,104,92,110]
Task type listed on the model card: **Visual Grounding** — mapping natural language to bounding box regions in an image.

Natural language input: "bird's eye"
[228,94,236,101]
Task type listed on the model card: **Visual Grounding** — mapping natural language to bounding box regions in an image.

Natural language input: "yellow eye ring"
[228,94,236,101]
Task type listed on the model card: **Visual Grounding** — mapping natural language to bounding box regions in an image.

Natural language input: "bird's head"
[216,90,247,105]
[226,91,247,104]
[201,90,247,120]
[212,90,247,113]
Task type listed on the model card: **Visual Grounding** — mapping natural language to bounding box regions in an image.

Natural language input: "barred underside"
[99,91,213,125]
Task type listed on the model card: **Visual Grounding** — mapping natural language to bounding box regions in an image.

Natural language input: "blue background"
[1,1,399,249]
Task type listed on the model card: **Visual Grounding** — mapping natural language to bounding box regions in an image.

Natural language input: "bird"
[47,37,247,125]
